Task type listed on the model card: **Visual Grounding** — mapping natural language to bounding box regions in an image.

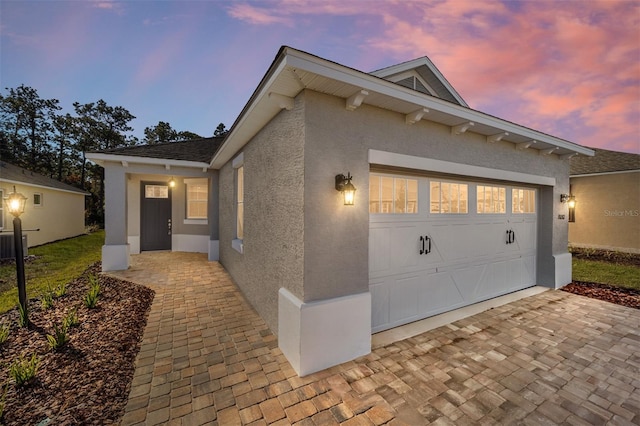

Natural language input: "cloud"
[227,4,293,25]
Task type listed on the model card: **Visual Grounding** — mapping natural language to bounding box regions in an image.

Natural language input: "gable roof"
[570,148,640,176]
[211,46,593,168]
[0,162,88,195]
[88,137,223,169]
[370,57,468,107]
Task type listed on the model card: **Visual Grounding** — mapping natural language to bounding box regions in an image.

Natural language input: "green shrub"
[9,353,39,387]
[46,323,69,351]
[0,323,9,345]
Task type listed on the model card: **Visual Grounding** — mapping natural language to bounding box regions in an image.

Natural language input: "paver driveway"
[107,252,640,425]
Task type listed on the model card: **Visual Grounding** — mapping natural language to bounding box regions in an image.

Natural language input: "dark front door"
[141,181,172,251]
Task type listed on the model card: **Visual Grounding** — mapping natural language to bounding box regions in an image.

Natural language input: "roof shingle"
[0,162,88,194]
[570,148,640,175]
[97,137,224,163]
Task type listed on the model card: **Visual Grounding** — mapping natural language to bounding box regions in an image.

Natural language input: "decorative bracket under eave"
[560,153,578,160]
[451,122,474,135]
[516,140,536,150]
[268,92,294,111]
[487,132,509,144]
[405,108,429,125]
[346,90,369,111]
[165,164,171,170]
[121,160,128,167]
[541,147,560,156]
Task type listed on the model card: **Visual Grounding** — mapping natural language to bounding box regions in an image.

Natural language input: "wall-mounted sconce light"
[335,173,356,206]
[168,177,176,188]
[561,193,576,208]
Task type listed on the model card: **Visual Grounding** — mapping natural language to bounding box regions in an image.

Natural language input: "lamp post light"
[6,186,28,324]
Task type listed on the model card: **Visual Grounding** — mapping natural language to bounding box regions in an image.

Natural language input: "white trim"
[102,244,130,271]
[86,153,210,170]
[232,152,244,169]
[208,240,220,261]
[369,149,556,186]
[183,219,208,225]
[231,238,243,254]
[570,169,639,178]
[128,236,140,254]
[171,234,208,253]
[278,288,371,376]
[554,252,573,289]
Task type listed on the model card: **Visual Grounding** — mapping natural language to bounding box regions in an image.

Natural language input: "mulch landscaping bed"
[562,281,640,309]
[0,262,154,425]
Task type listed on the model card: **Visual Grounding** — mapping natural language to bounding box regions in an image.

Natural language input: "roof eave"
[86,152,211,170]
[211,47,594,169]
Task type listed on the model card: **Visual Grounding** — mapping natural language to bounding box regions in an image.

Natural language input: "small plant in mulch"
[83,274,100,309]
[54,282,67,298]
[17,304,28,328]
[8,354,39,387]
[46,323,69,352]
[0,323,9,345]
[41,287,55,310]
[62,307,79,329]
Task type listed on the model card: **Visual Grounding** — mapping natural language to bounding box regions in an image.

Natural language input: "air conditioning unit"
[0,234,28,260]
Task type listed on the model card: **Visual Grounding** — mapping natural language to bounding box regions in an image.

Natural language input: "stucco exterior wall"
[219,97,306,332]
[302,90,571,292]
[0,183,85,247]
[569,171,640,253]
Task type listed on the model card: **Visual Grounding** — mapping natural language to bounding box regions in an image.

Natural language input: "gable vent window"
[396,76,429,95]
[34,193,43,207]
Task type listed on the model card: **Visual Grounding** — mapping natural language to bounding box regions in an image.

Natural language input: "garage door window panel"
[430,181,468,214]
[477,185,506,214]
[512,188,536,214]
[369,175,418,214]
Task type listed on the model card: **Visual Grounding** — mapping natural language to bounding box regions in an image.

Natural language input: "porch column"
[102,165,129,271]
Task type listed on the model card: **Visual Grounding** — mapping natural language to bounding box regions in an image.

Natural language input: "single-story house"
[569,148,639,253]
[87,46,594,376]
[0,162,88,257]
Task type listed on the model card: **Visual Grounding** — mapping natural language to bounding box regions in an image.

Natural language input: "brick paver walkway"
[108,252,640,425]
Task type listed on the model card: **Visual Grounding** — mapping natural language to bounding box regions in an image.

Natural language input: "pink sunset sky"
[1,0,638,153]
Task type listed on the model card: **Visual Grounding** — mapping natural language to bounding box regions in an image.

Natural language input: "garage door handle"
[425,235,431,254]
[506,229,515,244]
[420,236,425,255]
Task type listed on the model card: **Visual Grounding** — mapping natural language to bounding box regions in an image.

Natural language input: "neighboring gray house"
[0,162,88,256]
[569,148,640,253]
[88,46,593,376]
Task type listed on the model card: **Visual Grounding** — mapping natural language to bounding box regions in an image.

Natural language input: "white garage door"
[369,173,537,333]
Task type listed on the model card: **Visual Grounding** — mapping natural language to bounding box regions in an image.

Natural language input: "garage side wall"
[569,172,640,253]
[302,90,571,296]
[219,97,306,333]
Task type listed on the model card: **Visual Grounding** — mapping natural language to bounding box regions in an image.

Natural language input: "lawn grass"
[572,258,640,291]
[0,230,104,314]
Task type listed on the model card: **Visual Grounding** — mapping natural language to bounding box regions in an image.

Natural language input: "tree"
[143,121,202,144]
[214,122,229,137]
[0,85,61,175]
[73,99,136,186]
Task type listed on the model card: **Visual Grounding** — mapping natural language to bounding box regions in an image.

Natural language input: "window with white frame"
[369,174,418,214]
[33,192,43,207]
[430,180,468,214]
[185,178,208,219]
[512,188,536,214]
[477,185,506,214]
